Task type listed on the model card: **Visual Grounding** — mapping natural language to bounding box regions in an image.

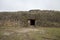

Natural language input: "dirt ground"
[0,27,46,40]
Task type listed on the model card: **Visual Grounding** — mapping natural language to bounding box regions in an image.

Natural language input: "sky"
[0,0,60,11]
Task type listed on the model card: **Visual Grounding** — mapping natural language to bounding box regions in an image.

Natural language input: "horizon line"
[0,9,60,12]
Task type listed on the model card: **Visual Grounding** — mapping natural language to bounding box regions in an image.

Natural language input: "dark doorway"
[30,19,35,25]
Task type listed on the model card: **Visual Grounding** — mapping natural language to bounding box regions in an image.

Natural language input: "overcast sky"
[0,0,60,11]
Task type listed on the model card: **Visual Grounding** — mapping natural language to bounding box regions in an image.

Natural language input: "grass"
[0,27,60,40]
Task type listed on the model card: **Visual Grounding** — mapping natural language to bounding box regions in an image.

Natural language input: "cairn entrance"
[28,19,35,26]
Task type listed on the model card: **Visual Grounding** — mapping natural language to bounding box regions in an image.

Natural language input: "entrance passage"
[30,19,35,25]
[28,19,35,25]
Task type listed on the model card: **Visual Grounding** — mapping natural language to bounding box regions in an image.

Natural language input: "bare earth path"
[0,27,46,40]
[1,27,44,35]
